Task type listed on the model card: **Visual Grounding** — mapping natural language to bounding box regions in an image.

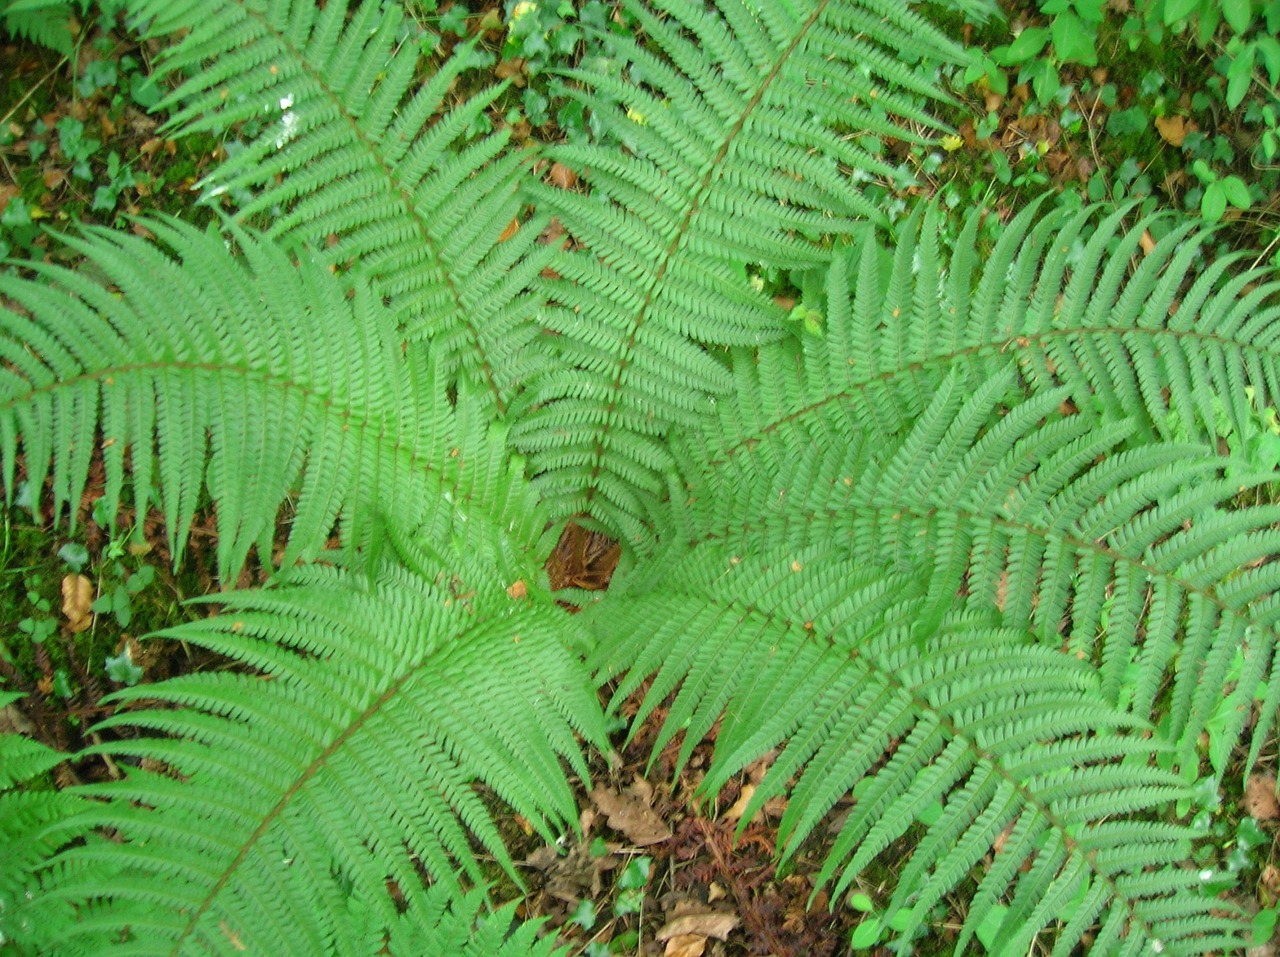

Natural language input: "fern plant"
[2,0,1279,954]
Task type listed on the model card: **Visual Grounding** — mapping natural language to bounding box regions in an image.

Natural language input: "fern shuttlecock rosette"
[3,0,1279,954]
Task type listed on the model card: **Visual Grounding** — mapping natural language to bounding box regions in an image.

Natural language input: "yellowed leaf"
[723,783,757,824]
[663,934,705,957]
[61,574,94,633]
[1154,114,1186,147]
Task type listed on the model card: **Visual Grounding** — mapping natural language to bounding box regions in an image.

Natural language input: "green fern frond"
[679,203,1280,756]
[22,536,603,957]
[0,693,92,952]
[589,549,1238,955]
[687,344,1280,763]
[1,0,77,55]
[736,201,1280,444]
[124,0,547,410]
[0,220,547,578]
[592,363,1277,951]
[513,0,964,545]
[371,885,568,957]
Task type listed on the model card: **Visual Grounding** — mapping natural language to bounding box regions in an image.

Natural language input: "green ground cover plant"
[939,0,1280,259]
[2,0,1280,954]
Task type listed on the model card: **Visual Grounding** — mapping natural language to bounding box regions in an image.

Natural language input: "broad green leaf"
[1222,0,1253,32]
[1164,0,1201,23]
[1226,45,1257,108]
[1221,175,1252,209]
[850,917,883,949]
[1052,12,1097,64]
[1001,26,1049,64]
[1202,181,1228,222]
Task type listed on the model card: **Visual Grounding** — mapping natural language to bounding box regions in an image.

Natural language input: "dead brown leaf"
[723,783,757,824]
[1263,863,1280,897]
[548,162,578,189]
[663,935,706,957]
[525,840,611,902]
[0,702,35,736]
[628,775,654,804]
[494,58,527,86]
[591,780,672,846]
[61,574,94,633]
[1154,114,1186,147]
[506,579,527,599]
[1245,773,1280,821]
[656,910,740,942]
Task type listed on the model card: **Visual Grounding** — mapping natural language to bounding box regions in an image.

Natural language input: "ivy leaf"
[569,900,596,930]
[57,543,89,572]
[105,649,144,687]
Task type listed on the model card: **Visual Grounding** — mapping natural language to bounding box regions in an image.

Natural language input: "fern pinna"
[1,0,1279,954]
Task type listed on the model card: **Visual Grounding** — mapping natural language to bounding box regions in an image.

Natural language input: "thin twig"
[0,56,69,129]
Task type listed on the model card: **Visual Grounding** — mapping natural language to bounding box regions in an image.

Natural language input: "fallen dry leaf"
[498,217,520,242]
[591,782,672,846]
[61,574,94,633]
[656,910,740,942]
[627,775,654,805]
[1154,114,1187,147]
[743,751,777,784]
[0,702,35,736]
[494,58,527,86]
[1246,773,1280,821]
[525,840,610,902]
[1262,863,1280,897]
[723,783,757,824]
[663,934,705,957]
[506,579,527,599]
[548,162,578,189]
